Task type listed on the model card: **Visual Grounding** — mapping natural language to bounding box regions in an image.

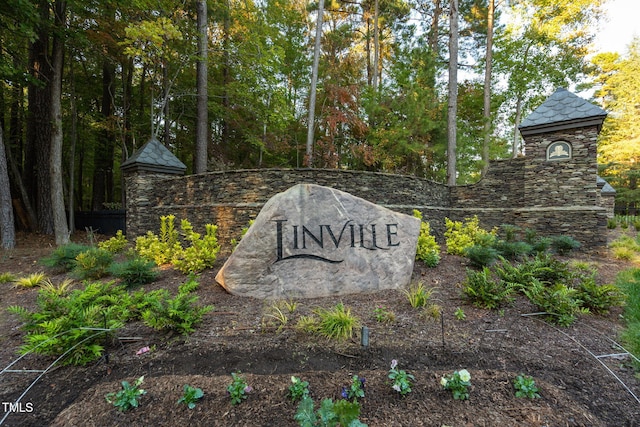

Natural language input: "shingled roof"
[121,137,187,175]
[519,88,607,136]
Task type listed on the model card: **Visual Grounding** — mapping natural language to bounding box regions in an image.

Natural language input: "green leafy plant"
[522,281,584,326]
[341,375,365,401]
[444,216,496,256]
[135,215,181,265]
[0,272,16,284]
[227,371,251,405]
[454,307,466,320]
[462,267,514,309]
[388,359,414,396]
[14,272,48,288]
[72,247,114,280]
[550,235,581,255]
[108,257,158,288]
[177,384,204,409]
[41,243,92,271]
[413,210,440,267]
[513,374,540,398]
[98,230,128,253]
[262,303,289,332]
[373,305,395,323]
[171,221,220,274]
[575,275,624,314]
[464,244,500,267]
[294,395,367,427]
[38,278,74,296]
[314,303,360,341]
[607,218,617,229]
[105,376,146,411]
[288,376,310,402]
[441,369,471,400]
[404,282,433,308]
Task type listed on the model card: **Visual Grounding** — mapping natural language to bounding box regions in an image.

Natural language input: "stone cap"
[121,137,187,175]
[597,176,616,195]
[519,88,607,136]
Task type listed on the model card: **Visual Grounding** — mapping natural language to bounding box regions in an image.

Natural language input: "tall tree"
[0,125,15,249]
[194,0,208,173]
[593,38,640,213]
[306,0,324,167]
[481,0,494,174]
[50,0,69,245]
[447,0,458,185]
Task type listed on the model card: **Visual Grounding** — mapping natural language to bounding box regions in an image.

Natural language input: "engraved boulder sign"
[215,184,421,299]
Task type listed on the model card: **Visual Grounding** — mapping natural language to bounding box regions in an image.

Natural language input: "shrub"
[493,240,533,260]
[314,303,360,340]
[140,287,213,335]
[445,216,496,256]
[550,235,581,255]
[7,281,132,365]
[464,244,499,268]
[135,215,181,265]
[109,257,158,288]
[575,275,624,314]
[462,267,514,309]
[413,210,440,267]
[522,281,584,326]
[41,243,92,271]
[72,247,114,280]
[98,230,128,253]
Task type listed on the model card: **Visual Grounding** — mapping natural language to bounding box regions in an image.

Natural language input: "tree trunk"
[194,0,208,173]
[512,93,523,158]
[428,0,442,54]
[481,0,495,176]
[0,125,16,249]
[372,0,379,92]
[27,0,53,234]
[92,59,115,211]
[306,0,324,167]
[50,0,69,246]
[446,0,458,186]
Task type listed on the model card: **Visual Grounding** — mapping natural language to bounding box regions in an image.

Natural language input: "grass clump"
[14,272,48,288]
[404,282,434,308]
[313,303,360,341]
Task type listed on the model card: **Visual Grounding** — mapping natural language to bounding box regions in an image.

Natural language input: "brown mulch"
[0,231,639,427]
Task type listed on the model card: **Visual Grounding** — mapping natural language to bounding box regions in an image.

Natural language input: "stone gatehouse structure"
[122,88,614,254]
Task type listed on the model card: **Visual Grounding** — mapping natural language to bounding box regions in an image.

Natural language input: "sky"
[594,0,639,54]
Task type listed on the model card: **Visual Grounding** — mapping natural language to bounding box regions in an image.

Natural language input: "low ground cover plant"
[227,371,251,405]
[441,369,471,400]
[388,359,414,396]
[289,376,310,402]
[342,375,365,402]
[513,374,541,398]
[105,376,146,412]
[294,395,367,427]
[177,384,204,409]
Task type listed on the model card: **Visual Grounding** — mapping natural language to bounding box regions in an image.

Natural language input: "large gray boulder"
[215,183,421,299]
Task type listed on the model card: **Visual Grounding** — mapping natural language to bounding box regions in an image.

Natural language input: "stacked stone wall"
[124,161,610,255]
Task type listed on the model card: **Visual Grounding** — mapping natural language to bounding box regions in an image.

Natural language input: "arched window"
[546,141,571,161]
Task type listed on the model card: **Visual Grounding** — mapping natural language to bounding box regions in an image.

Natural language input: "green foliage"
[227,372,251,405]
[464,244,500,267]
[177,384,204,409]
[72,247,114,280]
[109,257,158,288]
[41,243,92,271]
[412,210,440,267]
[294,395,367,427]
[607,218,617,229]
[262,303,289,332]
[342,375,365,401]
[441,369,471,400]
[462,267,514,309]
[0,272,16,284]
[388,359,414,396]
[522,281,584,326]
[7,281,131,365]
[445,216,496,256]
[98,230,128,253]
[313,303,360,341]
[513,374,541,399]
[105,376,146,411]
[493,240,533,260]
[550,235,581,255]
[288,376,310,402]
[404,282,433,308]
[616,268,640,369]
[454,307,466,321]
[14,272,48,288]
[373,305,395,323]
[135,216,220,274]
[38,278,74,296]
[575,276,624,315]
[139,277,213,335]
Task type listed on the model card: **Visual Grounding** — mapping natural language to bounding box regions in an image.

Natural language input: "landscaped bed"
[1,230,639,426]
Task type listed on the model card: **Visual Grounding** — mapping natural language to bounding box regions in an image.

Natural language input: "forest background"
[0,0,638,249]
